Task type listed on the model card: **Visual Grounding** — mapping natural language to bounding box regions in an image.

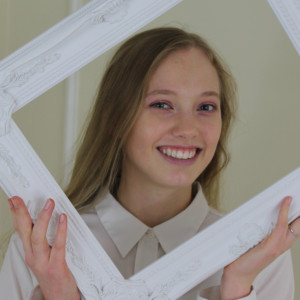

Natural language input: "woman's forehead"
[147,47,220,95]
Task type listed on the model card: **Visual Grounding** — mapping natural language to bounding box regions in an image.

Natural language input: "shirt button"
[145,229,155,238]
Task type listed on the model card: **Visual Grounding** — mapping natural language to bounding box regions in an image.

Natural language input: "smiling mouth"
[158,146,200,160]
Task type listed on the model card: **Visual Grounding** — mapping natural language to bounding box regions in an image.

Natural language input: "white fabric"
[134,229,159,273]
[0,184,295,299]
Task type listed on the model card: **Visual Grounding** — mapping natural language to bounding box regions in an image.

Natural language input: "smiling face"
[121,47,222,191]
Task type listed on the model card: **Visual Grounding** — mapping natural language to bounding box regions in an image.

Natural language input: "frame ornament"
[0,1,299,299]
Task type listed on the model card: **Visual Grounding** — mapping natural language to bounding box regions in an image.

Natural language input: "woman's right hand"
[8,196,81,300]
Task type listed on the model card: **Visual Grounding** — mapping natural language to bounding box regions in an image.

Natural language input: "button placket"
[134,230,159,273]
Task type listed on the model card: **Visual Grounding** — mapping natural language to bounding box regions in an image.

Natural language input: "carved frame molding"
[0,1,299,299]
[268,0,300,55]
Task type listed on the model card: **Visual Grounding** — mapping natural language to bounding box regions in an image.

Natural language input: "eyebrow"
[146,89,220,99]
[146,89,176,97]
[201,91,220,100]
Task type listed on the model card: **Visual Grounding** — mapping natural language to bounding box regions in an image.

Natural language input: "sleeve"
[197,250,294,300]
[197,286,257,300]
[0,233,42,300]
[253,250,294,299]
[0,233,87,300]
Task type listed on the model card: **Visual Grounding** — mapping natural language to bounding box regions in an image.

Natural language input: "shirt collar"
[94,183,209,258]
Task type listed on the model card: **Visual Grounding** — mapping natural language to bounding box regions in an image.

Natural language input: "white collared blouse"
[0,184,295,299]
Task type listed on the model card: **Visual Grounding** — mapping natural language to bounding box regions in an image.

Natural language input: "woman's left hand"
[220,196,300,300]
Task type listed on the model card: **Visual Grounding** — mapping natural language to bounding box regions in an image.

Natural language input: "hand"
[8,196,81,300]
[220,196,300,300]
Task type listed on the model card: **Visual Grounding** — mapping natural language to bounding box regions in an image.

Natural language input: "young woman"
[1,27,299,300]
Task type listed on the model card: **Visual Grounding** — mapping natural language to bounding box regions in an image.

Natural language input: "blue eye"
[150,102,172,109]
[199,104,216,111]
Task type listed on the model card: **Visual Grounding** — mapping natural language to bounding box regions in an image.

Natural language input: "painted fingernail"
[44,199,52,211]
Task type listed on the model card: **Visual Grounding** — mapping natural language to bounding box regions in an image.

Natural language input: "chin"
[162,174,196,188]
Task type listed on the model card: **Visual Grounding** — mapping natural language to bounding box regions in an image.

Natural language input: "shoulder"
[80,207,101,231]
[208,207,224,219]
[253,250,294,298]
[200,206,224,230]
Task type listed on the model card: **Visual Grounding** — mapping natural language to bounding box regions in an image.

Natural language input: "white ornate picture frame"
[268,0,300,56]
[0,0,299,299]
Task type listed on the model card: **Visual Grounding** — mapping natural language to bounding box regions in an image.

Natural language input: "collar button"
[145,229,155,238]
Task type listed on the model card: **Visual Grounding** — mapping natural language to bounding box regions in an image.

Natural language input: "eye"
[150,101,172,110]
[198,103,216,112]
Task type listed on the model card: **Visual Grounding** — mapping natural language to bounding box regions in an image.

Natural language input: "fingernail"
[11,197,18,209]
[286,197,292,205]
[44,199,52,211]
[59,214,66,224]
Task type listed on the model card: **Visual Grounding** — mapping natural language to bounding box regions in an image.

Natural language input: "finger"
[277,196,292,228]
[50,214,68,266]
[261,196,292,257]
[287,216,300,243]
[31,199,55,257]
[272,197,291,237]
[8,198,15,212]
[9,196,34,255]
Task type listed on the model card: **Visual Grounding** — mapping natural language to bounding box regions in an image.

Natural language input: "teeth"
[160,147,197,160]
[183,152,189,159]
[176,151,183,159]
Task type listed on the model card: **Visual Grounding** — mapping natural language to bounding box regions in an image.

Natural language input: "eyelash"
[198,104,217,112]
[149,102,172,110]
[150,102,217,112]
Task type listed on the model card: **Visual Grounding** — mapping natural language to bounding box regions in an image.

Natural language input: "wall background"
[0,0,299,298]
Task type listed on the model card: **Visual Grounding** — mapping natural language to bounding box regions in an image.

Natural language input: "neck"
[116,177,193,227]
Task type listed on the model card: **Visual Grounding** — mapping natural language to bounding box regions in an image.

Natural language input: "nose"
[171,112,198,140]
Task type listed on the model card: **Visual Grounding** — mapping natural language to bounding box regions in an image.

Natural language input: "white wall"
[0,0,299,298]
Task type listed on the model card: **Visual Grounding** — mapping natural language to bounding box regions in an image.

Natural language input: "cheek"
[125,124,156,155]
[205,120,222,148]
[129,116,169,148]
[215,122,223,144]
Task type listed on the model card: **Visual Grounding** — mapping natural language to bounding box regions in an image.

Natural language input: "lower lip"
[157,149,201,166]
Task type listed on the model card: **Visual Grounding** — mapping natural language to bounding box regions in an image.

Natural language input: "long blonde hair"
[65,27,237,210]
